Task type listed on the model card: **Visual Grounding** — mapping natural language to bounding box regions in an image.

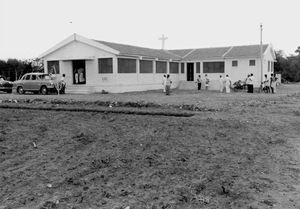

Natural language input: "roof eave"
[38,33,120,59]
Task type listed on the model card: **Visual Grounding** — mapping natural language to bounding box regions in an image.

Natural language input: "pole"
[260,24,263,85]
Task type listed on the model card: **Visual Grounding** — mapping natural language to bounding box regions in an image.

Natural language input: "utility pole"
[260,23,263,85]
[158,34,168,50]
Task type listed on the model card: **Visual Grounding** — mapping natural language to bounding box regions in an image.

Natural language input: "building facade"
[39,34,276,93]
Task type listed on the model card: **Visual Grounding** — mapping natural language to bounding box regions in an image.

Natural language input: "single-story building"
[38,34,276,93]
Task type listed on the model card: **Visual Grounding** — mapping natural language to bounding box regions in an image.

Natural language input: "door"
[23,74,32,90]
[187,63,194,81]
[72,60,86,84]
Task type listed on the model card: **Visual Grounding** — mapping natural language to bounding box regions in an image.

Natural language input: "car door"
[28,74,40,91]
[22,75,31,90]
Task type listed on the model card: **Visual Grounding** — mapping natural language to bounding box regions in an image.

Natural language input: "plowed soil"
[0,85,299,209]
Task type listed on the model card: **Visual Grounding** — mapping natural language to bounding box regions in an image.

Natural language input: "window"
[181,63,184,73]
[156,61,167,73]
[271,62,274,72]
[118,58,136,73]
[47,61,60,74]
[31,75,37,80]
[99,58,113,74]
[24,75,31,80]
[39,74,50,80]
[249,60,256,66]
[203,62,225,73]
[196,62,200,73]
[169,62,179,74]
[140,60,153,73]
[232,60,238,67]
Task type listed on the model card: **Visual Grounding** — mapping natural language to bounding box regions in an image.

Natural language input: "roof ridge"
[163,50,184,58]
[94,39,161,51]
[182,49,197,58]
[222,46,234,57]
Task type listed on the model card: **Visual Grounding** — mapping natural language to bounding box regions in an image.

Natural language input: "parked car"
[13,73,61,95]
[0,76,13,93]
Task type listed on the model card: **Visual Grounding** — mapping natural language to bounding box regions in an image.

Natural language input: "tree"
[295,46,300,55]
[275,49,300,82]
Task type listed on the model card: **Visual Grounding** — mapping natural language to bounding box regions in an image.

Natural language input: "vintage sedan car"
[0,76,13,93]
[13,73,58,95]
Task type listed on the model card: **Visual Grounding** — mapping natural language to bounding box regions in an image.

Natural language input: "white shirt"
[248,76,254,85]
[224,77,231,86]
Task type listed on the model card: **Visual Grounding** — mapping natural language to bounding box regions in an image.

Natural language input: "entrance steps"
[65,85,93,94]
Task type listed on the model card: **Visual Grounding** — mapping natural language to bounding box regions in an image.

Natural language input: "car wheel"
[17,86,24,94]
[40,86,48,95]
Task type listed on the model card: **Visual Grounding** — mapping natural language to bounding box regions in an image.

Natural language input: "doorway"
[72,60,86,84]
[187,63,194,81]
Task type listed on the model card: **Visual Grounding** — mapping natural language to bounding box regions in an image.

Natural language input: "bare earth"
[0,84,299,209]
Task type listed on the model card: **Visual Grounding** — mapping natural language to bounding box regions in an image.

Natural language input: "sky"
[0,0,300,60]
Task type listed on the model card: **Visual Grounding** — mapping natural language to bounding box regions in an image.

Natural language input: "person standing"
[60,74,66,94]
[248,73,254,93]
[196,75,202,90]
[204,74,210,90]
[219,75,224,93]
[263,74,270,93]
[162,74,167,93]
[270,73,277,93]
[165,74,172,95]
[245,74,250,92]
[224,75,232,93]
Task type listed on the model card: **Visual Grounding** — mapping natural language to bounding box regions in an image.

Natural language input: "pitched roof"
[94,40,181,60]
[170,47,231,61]
[223,44,268,58]
[169,44,269,61]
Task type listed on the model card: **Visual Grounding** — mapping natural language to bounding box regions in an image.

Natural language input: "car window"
[39,74,50,80]
[25,75,31,80]
[31,75,37,80]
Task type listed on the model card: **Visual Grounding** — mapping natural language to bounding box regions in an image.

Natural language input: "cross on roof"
[158,34,168,50]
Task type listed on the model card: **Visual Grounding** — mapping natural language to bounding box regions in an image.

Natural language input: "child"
[162,74,167,92]
[204,74,210,90]
[219,75,224,93]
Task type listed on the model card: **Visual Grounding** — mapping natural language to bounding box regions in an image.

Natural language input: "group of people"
[162,74,172,95]
[196,74,210,91]
[262,73,277,93]
[196,74,232,93]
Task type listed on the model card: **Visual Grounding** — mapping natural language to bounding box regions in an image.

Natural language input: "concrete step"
[65,85,93,94]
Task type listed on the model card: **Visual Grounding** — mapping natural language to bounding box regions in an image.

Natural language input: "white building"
[39,34,276,93]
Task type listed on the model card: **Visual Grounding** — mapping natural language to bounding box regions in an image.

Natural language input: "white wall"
[225,58,261,86]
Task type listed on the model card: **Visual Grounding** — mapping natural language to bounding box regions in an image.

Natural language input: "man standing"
[165,74,172,95]
[196,75,202,90]
[270,73,277,93]
[248,73,254,93]
[263,74,270,93]
[224,75,232,93]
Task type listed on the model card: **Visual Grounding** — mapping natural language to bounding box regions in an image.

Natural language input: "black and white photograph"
[0,0,299,208]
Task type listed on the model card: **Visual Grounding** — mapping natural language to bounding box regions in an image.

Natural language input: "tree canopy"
[0,59,43,81]
[275,47,300,82]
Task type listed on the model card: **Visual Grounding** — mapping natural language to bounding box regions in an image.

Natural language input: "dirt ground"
[0,84,299,209]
